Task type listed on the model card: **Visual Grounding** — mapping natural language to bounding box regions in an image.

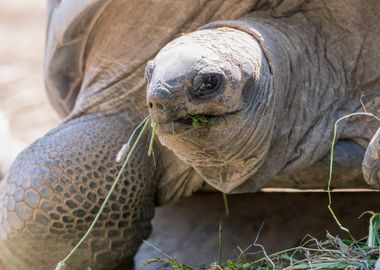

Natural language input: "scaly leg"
[0,111,156,270]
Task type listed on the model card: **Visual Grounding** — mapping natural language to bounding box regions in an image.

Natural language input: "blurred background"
[0,1,59,176]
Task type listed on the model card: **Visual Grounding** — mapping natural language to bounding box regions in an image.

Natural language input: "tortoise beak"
[147,84,183,125]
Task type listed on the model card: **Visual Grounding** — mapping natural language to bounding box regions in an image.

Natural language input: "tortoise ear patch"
[145,60,155,83]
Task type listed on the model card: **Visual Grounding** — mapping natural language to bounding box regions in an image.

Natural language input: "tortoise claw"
[363,128,380,189]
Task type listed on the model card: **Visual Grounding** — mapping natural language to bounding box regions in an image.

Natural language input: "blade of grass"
[367,212,380,248]
[218,221,223,265]
[116,114,151,162]
[223,193,229,217]
[327,112,377,237]
[143,240,193,270]
[148,121,157,156]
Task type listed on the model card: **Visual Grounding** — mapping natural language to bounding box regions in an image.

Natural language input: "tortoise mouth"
[155,110,240,135]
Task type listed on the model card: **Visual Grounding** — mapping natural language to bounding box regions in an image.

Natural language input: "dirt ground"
[0,1,59,175]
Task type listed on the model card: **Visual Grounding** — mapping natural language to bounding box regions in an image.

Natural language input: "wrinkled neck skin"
[191,11,376,193]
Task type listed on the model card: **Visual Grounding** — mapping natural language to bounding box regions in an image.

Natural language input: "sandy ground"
[0,1,59,175]
[0,2,378,270]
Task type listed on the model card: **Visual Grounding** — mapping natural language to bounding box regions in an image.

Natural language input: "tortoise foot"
[363,128,380,189]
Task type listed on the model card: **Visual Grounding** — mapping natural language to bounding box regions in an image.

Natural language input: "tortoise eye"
[200,74,219,91]
[191,73,223,98]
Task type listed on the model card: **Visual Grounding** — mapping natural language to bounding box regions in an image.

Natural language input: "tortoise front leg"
[363,127,380,189]
[0,112,156,270]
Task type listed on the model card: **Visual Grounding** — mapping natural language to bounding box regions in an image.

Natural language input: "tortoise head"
[146,27,275,192]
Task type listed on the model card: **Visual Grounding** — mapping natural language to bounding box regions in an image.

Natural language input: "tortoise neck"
[202,14,354,191]
[153,143,204,205]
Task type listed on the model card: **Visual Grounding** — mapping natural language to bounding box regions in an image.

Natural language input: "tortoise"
[1,0,380,269]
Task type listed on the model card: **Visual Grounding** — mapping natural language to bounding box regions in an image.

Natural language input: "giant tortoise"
[1,0,380,269]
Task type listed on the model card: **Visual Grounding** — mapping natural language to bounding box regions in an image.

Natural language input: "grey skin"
[147,18,380,194]
[1,0,380,270]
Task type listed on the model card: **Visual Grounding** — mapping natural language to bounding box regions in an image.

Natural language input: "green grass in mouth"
[184,113,209,128]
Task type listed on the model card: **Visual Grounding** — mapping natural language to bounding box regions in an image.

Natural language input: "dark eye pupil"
[202,75,218,90]
[191,73,223,98]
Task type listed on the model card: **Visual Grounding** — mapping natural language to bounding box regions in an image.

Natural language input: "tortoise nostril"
[148,101,165,110]
[156,103,164,110]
